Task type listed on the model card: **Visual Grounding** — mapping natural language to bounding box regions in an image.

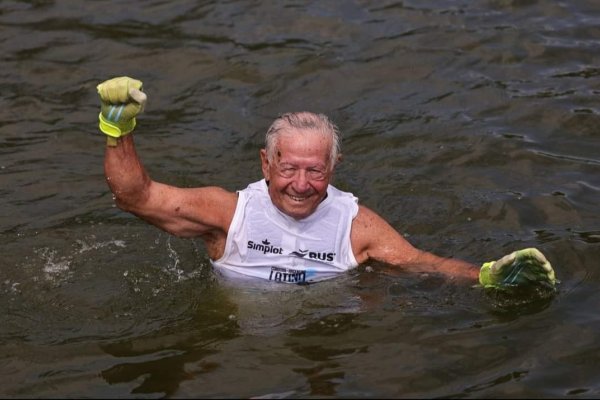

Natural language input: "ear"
[329,153,342,173]
[260,149,271,180]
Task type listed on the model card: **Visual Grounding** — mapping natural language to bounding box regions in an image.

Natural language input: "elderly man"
[97,76,556,288]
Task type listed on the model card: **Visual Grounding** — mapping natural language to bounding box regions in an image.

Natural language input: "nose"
[291,170,311,193]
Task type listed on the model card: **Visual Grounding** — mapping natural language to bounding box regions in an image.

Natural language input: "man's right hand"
[97,76,147,145]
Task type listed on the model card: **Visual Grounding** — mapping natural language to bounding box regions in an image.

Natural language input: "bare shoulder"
[350,204,420,265]
[351,204,399,240]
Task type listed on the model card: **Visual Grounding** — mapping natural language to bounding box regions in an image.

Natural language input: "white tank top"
[211,179,359,284]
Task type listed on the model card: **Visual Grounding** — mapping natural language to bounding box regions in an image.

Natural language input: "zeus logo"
[247,239,283,255]
[290,249,335,262]
[309,252,335,262]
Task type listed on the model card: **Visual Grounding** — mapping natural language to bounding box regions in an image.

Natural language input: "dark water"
[2,0,600,398]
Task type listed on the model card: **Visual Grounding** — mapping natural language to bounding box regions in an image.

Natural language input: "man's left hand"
[479,248,557,289]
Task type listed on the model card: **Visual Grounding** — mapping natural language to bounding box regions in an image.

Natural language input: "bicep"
[351,205,421,265]
[126,182,237,238]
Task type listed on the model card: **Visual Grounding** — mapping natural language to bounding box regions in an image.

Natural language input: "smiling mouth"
[287,194,311,202]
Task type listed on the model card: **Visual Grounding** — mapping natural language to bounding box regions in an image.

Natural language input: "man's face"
[260,129,333,220]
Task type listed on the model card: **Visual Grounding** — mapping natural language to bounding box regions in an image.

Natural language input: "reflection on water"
[1,0,600,397]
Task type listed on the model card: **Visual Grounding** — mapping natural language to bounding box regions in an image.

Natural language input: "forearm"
[104,134,152,213]
[408,250,480,282]
[103,134,237,239]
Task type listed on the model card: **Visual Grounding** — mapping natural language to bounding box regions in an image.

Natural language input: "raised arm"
[104,135,237,239]
[351,205,556,288]
[97,76,237,258]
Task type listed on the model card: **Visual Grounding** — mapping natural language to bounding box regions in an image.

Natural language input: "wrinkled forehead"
[274,129,332,163]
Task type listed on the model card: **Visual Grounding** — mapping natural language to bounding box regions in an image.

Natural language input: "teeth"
[289,194,308,201]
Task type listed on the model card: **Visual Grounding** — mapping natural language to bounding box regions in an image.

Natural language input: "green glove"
[479,248,556,289]
[96,76,147,146]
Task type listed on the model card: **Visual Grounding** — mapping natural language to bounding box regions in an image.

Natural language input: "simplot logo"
[247,239,283,254]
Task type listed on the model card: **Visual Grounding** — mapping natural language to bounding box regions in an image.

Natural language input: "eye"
[279,166,297,178]
[307,168,326,180]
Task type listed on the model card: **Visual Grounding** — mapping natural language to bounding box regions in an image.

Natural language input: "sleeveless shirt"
[210,179,359,284]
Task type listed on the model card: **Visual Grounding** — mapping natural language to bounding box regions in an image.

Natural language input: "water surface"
[1,0,600,398]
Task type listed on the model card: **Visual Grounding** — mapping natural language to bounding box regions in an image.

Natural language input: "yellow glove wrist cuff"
[479,261,495,287]
[98,113,136,138]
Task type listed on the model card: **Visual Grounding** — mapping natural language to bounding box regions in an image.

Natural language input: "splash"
[75,237,126,253]
[34,237,128,284]
[36,247,71,281]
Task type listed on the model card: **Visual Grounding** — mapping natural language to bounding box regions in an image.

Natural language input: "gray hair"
[265,111,341,170]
